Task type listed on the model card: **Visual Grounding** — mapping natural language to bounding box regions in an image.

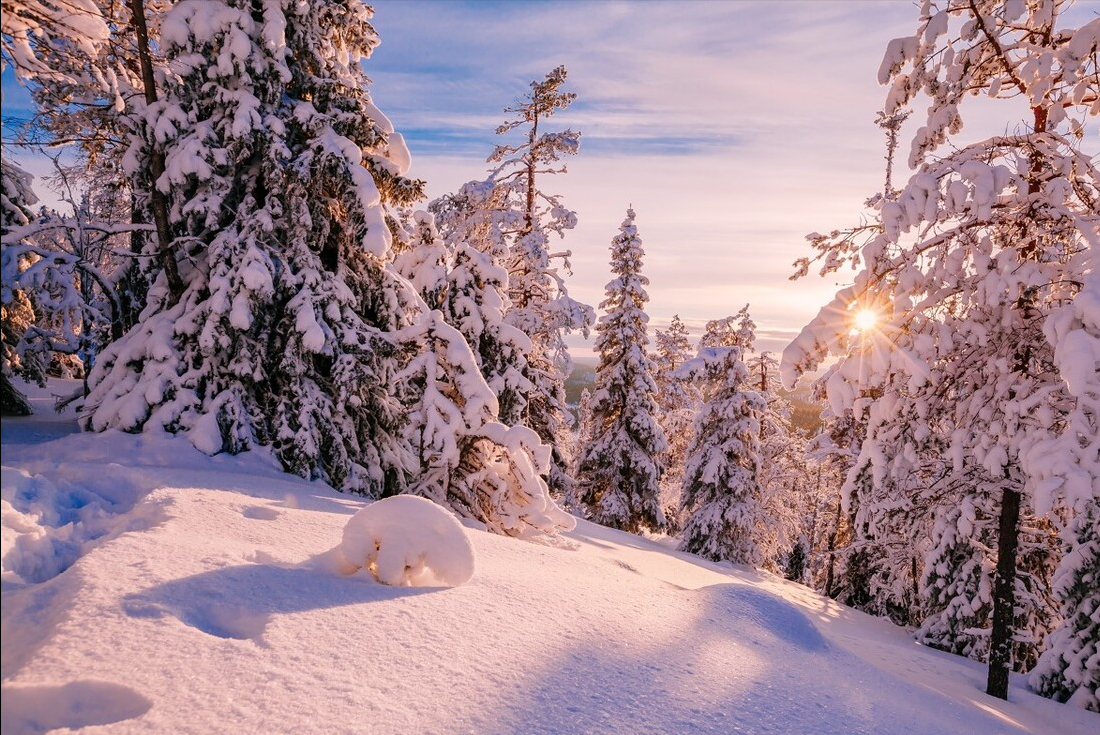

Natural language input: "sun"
[852,308,879,333]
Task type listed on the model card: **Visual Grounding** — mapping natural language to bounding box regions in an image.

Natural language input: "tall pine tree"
[486,66,594,499]
[575,208,666,533]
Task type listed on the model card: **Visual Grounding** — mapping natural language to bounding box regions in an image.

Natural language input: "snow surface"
[1,379,1094,735]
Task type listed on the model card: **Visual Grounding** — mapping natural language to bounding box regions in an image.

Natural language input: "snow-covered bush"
[336,496,476,587]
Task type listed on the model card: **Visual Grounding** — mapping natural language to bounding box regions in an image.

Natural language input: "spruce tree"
[651,314,700,528]
[84,0,424,497]
[486,66,594,499]
[679,308,766,564]
[575,208,666,533]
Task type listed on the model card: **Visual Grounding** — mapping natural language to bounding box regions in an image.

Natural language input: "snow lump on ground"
[327,495,475,587]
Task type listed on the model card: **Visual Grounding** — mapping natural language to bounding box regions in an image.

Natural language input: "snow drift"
[1,385,1092,735]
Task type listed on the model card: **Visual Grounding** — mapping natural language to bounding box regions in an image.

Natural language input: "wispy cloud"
[366,1,925,357]
[368,0,919,157]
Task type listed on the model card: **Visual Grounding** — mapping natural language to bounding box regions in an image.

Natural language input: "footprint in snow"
[242,505,281,521]
[0,680,152,734]
[122,598,269,641]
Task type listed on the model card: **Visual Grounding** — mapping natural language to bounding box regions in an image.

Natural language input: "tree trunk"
[524,114,539,234]
[986,484,1021,700]
[129,0,184,301]
[825,497,842,596]
[119,193,147,334]
[986,101,1047,700]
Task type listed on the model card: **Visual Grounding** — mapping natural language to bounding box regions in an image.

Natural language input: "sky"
[360,0,923,357]
[3,1,1093,359]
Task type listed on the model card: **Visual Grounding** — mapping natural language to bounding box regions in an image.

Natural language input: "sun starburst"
[851,308,879,334]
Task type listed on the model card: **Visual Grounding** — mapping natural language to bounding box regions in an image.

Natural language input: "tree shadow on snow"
[121,560,435,643]
[471,582,991,735]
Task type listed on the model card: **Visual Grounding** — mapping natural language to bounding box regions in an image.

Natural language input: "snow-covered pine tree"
[84,0,425,497]
[428,180,534,428]
[0,157,39,414]
[487,66,594,499]
[574,208,666,533]
[396,312,575,538]
[392,210,574,536]
[1030,499,1100,711]
[651,314,700,528]
[917,478,1058,671]
[748,351,803,572]
[782,0,1098,700]
[679,308,766,564]
[1029,261,1100,711]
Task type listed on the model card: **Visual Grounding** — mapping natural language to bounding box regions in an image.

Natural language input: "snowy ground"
[1,380,1094,735]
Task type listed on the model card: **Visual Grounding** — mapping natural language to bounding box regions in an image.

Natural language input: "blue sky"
[7,1,1091,358]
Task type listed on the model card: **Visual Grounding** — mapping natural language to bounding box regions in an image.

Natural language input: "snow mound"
[698,583,827,651]
[336,495,475,587]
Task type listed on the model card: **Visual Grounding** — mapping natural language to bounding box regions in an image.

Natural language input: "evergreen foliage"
[0,157,39,414]
[486,66,594,499]
[679,308,766,565]
[651,314,700,528]
[392,210,575,536]
[1030,498,1100,711]
[429,180,534,428]
[575,208,666,532]
[84,0,425,497]
[748,351,803,571]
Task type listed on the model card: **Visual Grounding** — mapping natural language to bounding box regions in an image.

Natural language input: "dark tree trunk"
[825,498,842,596]
[118,194,148,334]
[986,485,1021,700]
[129,0,184,300]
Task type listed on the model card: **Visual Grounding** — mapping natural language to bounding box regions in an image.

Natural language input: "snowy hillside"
[1,382,1092,735]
